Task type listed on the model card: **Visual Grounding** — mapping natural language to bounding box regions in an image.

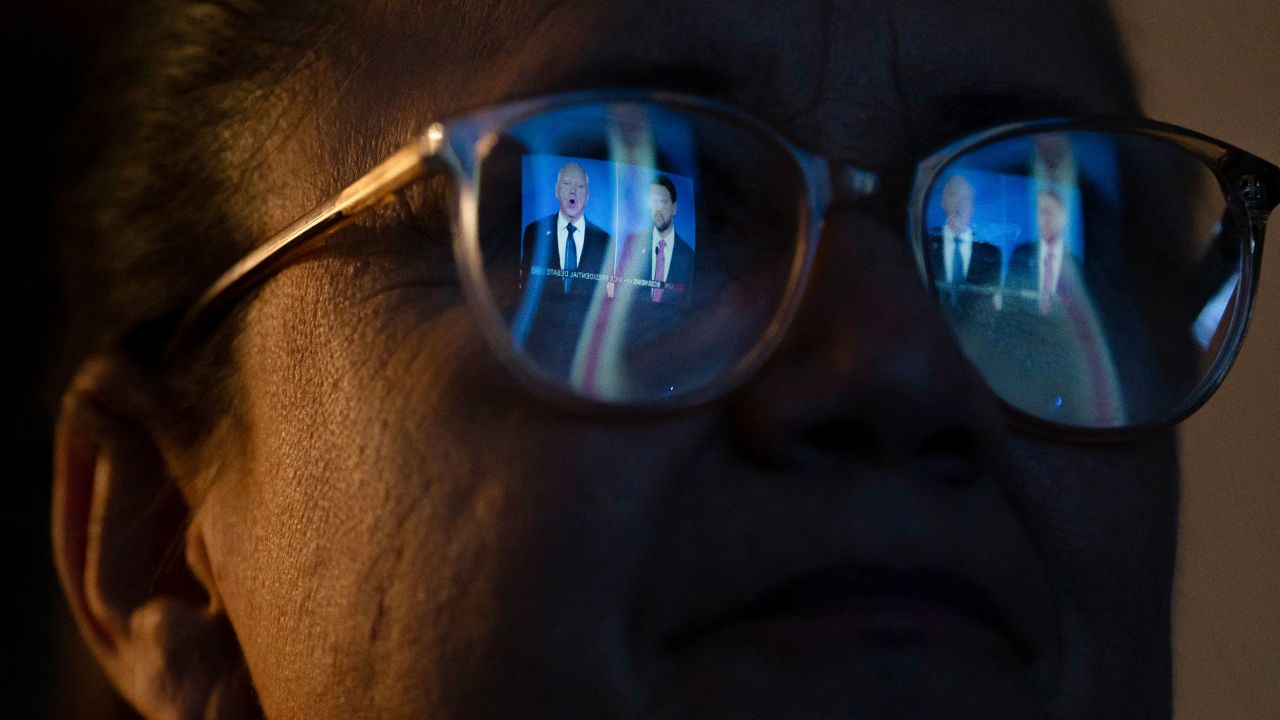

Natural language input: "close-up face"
[556,163,590,220]
[52,1,1200,719]
[650,183,675,232]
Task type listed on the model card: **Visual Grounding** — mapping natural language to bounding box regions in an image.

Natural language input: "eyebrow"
[493,27,794,110]
[852,87,1117,206]
[918,88,1123,154]
[548,63,1110,168]
[526,61,756,106]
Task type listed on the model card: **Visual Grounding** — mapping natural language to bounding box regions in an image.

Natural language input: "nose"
[728,206,1007,478]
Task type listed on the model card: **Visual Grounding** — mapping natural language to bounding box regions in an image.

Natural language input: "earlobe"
[52,357,261,719]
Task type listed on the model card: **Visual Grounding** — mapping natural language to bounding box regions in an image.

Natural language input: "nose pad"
[729,206,1006,476]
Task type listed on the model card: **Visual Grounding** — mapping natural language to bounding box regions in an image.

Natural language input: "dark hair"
[57,1,341,440]
[651,175,677,204]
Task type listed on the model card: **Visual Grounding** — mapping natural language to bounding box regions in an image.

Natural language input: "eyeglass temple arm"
[163,141,427,360]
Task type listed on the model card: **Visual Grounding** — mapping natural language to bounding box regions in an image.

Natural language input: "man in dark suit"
[519,161,612,299]
[515,161,613,379]
[927,175,1001,313]
[620,175,694,304]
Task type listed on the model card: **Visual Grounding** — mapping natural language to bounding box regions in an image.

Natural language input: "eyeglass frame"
[161,88,1279,441]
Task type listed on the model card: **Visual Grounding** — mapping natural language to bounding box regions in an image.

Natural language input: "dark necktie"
[950,237,964,304]
[564,223,578,293]
[653,237,667,303]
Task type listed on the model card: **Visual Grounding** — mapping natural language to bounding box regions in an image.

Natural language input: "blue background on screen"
[521,154,697,252]
[923,132,1123,269]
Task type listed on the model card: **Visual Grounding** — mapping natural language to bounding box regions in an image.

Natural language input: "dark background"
[2,4,136,718]
[3,3,1276,719]
[2,5,74,717]
[1111,3,1280,718]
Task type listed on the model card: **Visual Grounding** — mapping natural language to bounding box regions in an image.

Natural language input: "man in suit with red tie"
[1005,186,1073,316]
[520,161,612,298]
[620,174,695,304]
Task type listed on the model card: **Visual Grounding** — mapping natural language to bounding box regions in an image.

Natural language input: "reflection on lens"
[473,102,805,405]
[924,129,1241,428]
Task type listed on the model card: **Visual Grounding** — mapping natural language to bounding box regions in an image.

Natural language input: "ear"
[52,356,260,719]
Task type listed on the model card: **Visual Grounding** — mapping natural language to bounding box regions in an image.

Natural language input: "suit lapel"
[580,221,609,273]
[670,234,693,286]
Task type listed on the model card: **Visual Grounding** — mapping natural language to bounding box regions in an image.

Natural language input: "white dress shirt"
[942,226,974,282]
[1039,239,1065,295]
[557,212,586,269]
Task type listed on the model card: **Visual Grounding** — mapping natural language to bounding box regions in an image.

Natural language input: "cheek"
[1021,437,1178,598]
[215,277,689,716]
[1004,433,1178,709]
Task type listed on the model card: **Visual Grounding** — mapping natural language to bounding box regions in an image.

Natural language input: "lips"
[626,457,1060,709]
[667,564,1033,666]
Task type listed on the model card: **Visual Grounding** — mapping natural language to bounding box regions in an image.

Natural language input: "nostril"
[918,427,981,458]
[801,418,882,464]
[798,421,983,480]
[918,428,984,487]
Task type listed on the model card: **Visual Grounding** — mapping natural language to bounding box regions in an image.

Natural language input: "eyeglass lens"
[466,101,1247,428]
[473,102,808,405]
[926,130,1243,429]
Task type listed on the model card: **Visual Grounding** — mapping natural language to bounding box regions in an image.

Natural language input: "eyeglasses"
[165,89,1278,437]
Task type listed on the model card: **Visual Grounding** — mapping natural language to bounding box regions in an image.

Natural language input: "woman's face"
[95,1,1179,718]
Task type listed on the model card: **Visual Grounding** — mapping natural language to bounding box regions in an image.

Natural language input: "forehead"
[337,0,1132,171]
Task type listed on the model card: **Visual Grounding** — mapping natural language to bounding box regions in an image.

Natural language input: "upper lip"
[666,562,1038,664]
[627,471,1059,692]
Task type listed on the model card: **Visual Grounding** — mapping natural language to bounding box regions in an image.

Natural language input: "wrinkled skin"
[556,162,590,220]
[57,1,1179,719]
